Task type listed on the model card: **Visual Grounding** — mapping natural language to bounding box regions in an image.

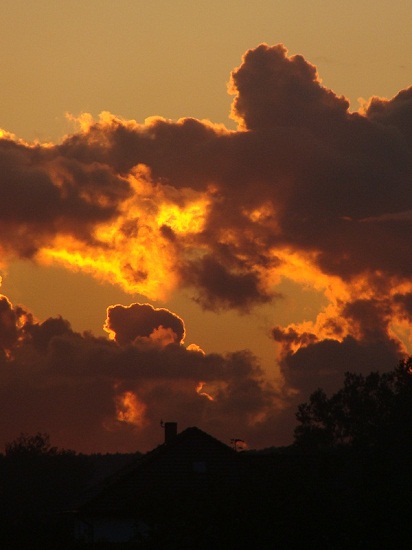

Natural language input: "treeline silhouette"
[294,357,412,451]
[0,433,140,548]
[2,359,412,548]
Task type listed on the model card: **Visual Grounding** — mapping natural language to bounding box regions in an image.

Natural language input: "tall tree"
[294,358,412,449]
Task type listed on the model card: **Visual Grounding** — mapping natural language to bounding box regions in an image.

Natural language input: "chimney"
[164,422,178,444]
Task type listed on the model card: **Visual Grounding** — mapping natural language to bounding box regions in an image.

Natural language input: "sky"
[0,1,412,453]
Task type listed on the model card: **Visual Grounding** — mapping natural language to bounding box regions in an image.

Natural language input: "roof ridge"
[78,426,235,511]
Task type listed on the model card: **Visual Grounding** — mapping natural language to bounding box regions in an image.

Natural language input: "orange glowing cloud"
[195,381,214,401]
[37,165,211,301]
[115,390,147,428]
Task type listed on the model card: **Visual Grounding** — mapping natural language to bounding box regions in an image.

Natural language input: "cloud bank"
[0,296,277,452]
[1,43,411,450]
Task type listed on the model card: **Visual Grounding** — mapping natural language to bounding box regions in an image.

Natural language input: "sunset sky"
[1,1,412,453]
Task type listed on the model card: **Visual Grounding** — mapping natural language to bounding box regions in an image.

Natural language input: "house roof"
[78,426,237,517]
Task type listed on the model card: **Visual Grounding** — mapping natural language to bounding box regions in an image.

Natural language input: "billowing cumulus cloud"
[104,302,185,346]
[229,43,349,131]
[1,43,412,449]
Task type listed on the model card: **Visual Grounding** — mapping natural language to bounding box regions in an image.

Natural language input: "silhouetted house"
[75,424,240,544]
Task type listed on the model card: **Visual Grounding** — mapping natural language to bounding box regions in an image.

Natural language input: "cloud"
[1,45,411,303]
[0,136,131,260]
[273,296,404,397]
[0,295,32,358]
[182,254,273,311]
[229,43,349,131]
[42,46,412,307]
[1,43,412,448]
[0,294,277,452]
[363,87,412,145]
[104,302,185,346]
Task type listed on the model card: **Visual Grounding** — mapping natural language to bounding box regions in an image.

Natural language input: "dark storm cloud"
[0,296,276,453]
[44,44,412,296]
[0,136,131,258]
[273,296,404,396]
[229,43,349,131]
[104,302,185,345]
[183,254,273,312]
[1,44,410,292]
[365,87,412,145]
[280,335,401,397]
[0,295,27,355]
[26,316,74,353]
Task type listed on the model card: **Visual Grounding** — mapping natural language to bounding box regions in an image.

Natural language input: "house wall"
[75,517,148,544]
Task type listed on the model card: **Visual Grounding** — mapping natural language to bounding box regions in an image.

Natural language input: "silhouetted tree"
[294,357,412,450]
[291,358,412,546]
[5,431,63,458]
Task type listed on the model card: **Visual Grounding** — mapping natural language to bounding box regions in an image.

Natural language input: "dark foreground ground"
[1,442,412,549]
